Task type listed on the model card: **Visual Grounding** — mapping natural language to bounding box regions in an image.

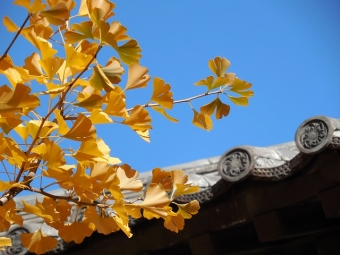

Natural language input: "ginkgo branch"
[15,45,102,183]
[134,90,222,111]
[0,13,32,60]
[29,187,109,208]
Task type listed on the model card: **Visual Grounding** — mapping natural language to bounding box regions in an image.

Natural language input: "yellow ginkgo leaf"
[0,112,22,134]
[63,114,96,141]
[151,168,172,191]
[89,109,113,124]
[13,0,46,13]
[39,57,64,81]
[3,16,18,33]
[229,78,254,97]
[208,56,231,77]
[115,40,142,66]
[101,57,124,84]
[65,44,94,69]
[200,97,230,120]
[151,106,178,123]
[103,21,129,43]
[21,229,58,255]
[14,123,29,141]
[41,2,70,26]
[103,90,127,118]
[24,52,43,76]
[164,212,184,233]
[136,129,150,142]
[126,183,170,220]
[192,109,213,131]
[0,55,14,71]
[150,77,173,109]
[27,120,58,139]
[84,207,119,235]
[194,75,234,92]
[36,37,57,60]
[22,200,54,223]
[32,139,66,167]
[125,64,150,90]
[54,109,69,135]
[116,164,143,192]
[87,0,115,23]
[122,105,152,131]
[58,221,95,244]
[89,65,115,92]
[64,20,94,44]
[175,200,200,219]
[0,237,12,248]
[1,67,30,87]
[228,95,248,106]
[75,94,102,109]
[0,180,14,192]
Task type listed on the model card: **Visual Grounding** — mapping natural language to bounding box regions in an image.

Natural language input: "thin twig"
[0,13,32,61]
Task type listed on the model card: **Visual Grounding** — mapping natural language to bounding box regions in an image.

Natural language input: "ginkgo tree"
[0,0,253,254]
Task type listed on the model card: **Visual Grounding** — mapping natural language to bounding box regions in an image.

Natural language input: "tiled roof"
[3,115,340,255]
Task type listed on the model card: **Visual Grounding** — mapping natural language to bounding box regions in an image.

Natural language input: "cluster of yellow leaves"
[0,0,253,254]
[193,57,254,131]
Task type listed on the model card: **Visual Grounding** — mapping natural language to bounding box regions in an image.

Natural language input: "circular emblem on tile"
[295,117,333,154]
[218,147,254,182]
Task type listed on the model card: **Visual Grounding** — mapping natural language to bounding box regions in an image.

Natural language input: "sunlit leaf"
[135,129,150,142]
[194,75,234,92]
[151,106,178,123]
[150,77,173,109]
[41,2,70,26]
[192,109,213,131]
[0,237,12,248]
[208,56,230,77]
[175,200,200,219]
[200,97,230,119]
[64,20,94,44]
[116,164,143,192]
[0,112,22,134]
[164,212,184,233]
[0,84,40,113]
[228,95,248,106]
[24,52,43,76]
[89,65,115,92]
[122,105,151,131]
[75,94,102,109]
[32,139,66,167]
[103,90,127,118]
[14,0,46,13]
[104,21,129,42]
[115,40,142,66]
[89,109,113,124]
[229,78,254,97]
[63,114,96,141]
[101,57,124,84]
[65,44,94,69]
[3,16,18,33]
[0,55,14,71]
[27,120,58,138]
[125,64,150,90]
[58,221,95,244]
[151,168,172,191]
[39,57,64,81]
[87,0,115,23]
[22,200,54,223]
[84,207,119,235]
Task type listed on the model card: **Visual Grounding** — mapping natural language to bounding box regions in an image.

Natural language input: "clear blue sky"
[1,1,339,173]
